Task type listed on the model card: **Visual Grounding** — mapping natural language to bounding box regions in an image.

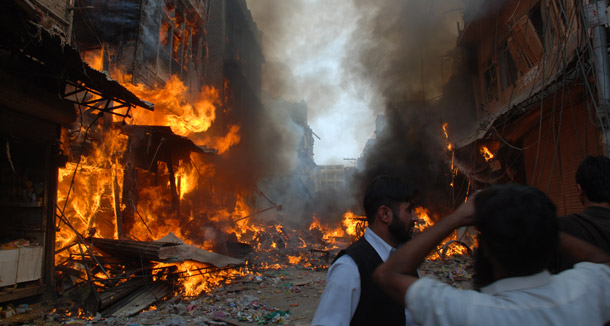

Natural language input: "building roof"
[1,0,153,119]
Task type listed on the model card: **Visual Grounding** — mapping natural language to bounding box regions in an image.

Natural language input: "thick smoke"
[345,0,477,217]
[73,0,141,45]
[248,0,479,222]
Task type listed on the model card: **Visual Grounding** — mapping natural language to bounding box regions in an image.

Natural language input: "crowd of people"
[312,155,610,326]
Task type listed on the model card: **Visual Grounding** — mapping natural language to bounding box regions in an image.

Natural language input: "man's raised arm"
[373,196,477,303]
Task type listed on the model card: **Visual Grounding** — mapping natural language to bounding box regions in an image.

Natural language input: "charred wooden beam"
[89,237,180,262]
[101,281,173,317]
[97,278,148,310]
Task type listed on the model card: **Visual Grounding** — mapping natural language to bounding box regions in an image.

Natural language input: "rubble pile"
[38,266,327,326]
[420,254,474,289]
[0,251,474,325]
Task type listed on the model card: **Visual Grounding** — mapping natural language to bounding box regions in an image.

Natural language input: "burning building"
[0,0,153,303]
[0,0,356,318]
[452,0,609,214]
[0,0,482,320]
[60,0,268,246]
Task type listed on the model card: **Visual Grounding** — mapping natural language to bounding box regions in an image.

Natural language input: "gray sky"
[246,0,379,165]
[246,0,465,165]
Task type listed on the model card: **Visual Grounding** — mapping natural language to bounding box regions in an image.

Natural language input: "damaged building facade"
[0,0,154,303]
[0,0,298,314]
[454,0,610,214]
[69,0,266,234]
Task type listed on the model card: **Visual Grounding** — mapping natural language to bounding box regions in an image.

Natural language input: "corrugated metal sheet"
[521,88,603,215]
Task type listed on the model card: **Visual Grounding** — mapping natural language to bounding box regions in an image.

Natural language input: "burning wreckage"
[0,0,477,324]
[51,102,367,318]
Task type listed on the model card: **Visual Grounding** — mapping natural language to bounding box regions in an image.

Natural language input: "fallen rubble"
[1,252,474,325]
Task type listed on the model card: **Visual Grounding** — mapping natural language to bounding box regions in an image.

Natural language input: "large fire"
[55,49,474,310]
[57,48,370,301]
[413,207,475,260]
[56,48,251,297]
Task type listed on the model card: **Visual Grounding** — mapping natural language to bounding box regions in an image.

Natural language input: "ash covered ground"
[0,252,473,326]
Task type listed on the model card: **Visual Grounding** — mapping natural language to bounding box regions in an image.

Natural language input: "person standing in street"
[312,175,419,326]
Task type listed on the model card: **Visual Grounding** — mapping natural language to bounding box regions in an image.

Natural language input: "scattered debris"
[419,254,474,289]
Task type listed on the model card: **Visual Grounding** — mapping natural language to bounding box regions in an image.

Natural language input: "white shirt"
[312,228,416,326]
[406,262,610,326]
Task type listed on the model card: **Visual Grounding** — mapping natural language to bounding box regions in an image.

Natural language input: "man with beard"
[312,175,419,326]
[374,184,610,326]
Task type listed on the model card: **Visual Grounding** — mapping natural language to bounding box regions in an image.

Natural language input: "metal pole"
[587,1,610,155]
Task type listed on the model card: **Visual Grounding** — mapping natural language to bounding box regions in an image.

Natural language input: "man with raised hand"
[374,183,610,326]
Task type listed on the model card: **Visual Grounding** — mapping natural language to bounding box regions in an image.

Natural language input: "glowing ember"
[480,145,494,161]
[442,123,458,188]
[288,255,303,264]
[442,122,453,151]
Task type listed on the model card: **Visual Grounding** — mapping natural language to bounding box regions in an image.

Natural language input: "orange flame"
[58,45,339,300]
[480,146,494,161]
[342,210,366,239]
[413,207,474,260]
[442,123,453,151]
[158,261,249,296]
[119,74,218,137]
[288,255,302,264]
[202,124,241,154]
[442,123,458,187]
[83,47,104,71]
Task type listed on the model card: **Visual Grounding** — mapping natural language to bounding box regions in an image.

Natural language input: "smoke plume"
[248,0,478,221]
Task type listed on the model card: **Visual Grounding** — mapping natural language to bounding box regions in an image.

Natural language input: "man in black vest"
[312,175,418,326]
[554,155,610,271]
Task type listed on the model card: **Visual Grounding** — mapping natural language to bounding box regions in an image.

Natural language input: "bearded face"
[388,206,415,245]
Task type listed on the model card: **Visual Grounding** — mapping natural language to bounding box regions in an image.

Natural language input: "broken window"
[171,30,183,75]
[156,1,194,78]
[171,3,186,76]
[160,19,172,53]
[192,30,205,66]
[507,15,544,74]
[158,18,172,75]
[183,25,191,71]
[484,58,498,103]
[499,44,518,91]
[534,2,565,51]
[530,5,545,47]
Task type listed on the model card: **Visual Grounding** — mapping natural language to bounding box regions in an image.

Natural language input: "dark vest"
[335,237,406,326]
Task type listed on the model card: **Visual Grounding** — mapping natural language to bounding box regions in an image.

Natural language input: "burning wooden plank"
[90,233,243,268]
[155,232,243,268]
[89,237,178,262]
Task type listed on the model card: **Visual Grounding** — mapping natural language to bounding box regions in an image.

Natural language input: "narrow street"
[1,0,608,324]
